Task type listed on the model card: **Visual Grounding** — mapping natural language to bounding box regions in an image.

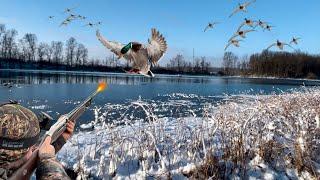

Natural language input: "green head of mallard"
[121,42,132,54]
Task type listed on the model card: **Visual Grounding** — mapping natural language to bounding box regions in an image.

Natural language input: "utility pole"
[193,48,195,62]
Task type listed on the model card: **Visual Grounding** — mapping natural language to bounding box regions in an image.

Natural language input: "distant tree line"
[0,24,89,67]
[222,51,320,79]
[0,24,215,75]
[248,50,320,79]
[221,52,249,76]
[165,54,213,75]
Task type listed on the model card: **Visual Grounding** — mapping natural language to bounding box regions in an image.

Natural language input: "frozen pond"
[0,69,319,127]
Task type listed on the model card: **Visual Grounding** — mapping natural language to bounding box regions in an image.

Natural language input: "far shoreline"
[1,68,320,83]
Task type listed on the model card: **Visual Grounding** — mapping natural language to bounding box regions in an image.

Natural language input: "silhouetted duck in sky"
[69,14,77,19]
[204,21,219,32]
[264,24,275,31]
[290,37,301,45]
[60,18,72,27]
[237,18,256,31]
[225,39,243,51]
[256,19,269,29]
[84,22,94,27]
[78,15,86,20]
[229,0,256,18]
[63,7,76,14]
[84,22,102,27]
[266,40,294,51]
[229,29,256,41]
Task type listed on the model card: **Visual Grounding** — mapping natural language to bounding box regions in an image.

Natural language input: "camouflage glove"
[36,136,70,180]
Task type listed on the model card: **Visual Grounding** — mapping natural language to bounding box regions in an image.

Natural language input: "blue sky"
[0,0,319,66]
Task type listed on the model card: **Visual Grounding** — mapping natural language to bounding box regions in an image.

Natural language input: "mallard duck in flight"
[96,28,167,77]
[225,39,243,51]
[228,29,256,41]
[266,40,294,51]
[237,18,256,31]
[204,21,220,32]
[84,22,102,27]
[290,37,301,45]
[60,18,72,27]
[229,0,256,18]
[84,22,94,27]
[63,6,77,14]
[264,24,274,31]
[255,19,269,29]
[78,15,86,20]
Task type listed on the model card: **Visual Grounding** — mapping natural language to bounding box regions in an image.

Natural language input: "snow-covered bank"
[58,88,320,179]
[240,75,320,83]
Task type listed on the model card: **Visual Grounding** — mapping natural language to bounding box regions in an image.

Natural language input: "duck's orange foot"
[127,69,140,74]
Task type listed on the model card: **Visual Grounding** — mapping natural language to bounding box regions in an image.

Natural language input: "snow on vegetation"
[58,87,320,179]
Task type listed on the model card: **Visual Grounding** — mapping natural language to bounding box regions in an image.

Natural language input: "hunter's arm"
[35,152,70,180]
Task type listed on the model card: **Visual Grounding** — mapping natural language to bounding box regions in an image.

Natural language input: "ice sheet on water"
[30,105,47,110]
[57,87,320,179]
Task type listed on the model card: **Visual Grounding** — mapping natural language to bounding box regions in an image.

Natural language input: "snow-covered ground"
[57,87,320,180]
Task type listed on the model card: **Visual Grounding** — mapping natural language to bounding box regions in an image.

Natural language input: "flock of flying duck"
[49,7,102,27]
[45,2,301,78]
[204,0,301,51]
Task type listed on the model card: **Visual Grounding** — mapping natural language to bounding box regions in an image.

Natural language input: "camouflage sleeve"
[35,153,70,180]
[52,136,66,152]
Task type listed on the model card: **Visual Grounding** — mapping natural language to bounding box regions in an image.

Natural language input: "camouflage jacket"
[0,102,71,179]
[35,152,70,180]
[0,137,70,179]
[35,136,70,180]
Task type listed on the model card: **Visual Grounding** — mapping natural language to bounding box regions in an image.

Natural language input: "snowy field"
[57,87,320,180]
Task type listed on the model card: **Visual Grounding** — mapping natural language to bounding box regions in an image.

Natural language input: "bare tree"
[80,47,88,66]
[46,42,53,63]
[0,24,5,58]
[111,54,118,67]
[94,59,100,66]
[0,24,5,35]
[200,56,206,72]
[205,61,211,73]
[223,52,238,75]
[176,54,184,72]
[65,37,77,66]
[105,56,112,67]
[75,43,87,66]
[22,33,37,61]
[193,57,201,72]
[1,29,18,59]
[51,41,63,64]
[37,42,49,62]
[19,39,28,60]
